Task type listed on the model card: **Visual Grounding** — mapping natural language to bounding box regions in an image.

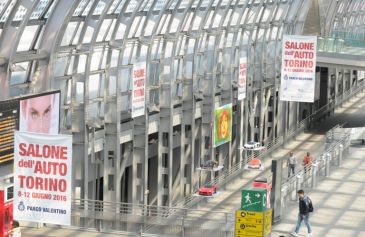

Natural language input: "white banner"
[132,62,146,118]
[280,35,317,102]
[14,131,72,226]
[238,57,247,100]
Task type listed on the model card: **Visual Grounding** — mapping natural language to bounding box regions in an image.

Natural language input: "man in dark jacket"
[291,190,313,236]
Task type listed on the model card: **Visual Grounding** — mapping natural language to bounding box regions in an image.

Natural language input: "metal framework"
[319,0,365,39]
[0,0,363,208]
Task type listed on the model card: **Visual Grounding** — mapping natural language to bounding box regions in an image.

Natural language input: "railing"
[318,35,365,54]
[64,78,365,236]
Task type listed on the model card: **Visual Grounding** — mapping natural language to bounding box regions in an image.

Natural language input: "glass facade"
[0,0,362,208]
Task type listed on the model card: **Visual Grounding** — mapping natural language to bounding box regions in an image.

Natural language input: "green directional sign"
[241,188,267,212]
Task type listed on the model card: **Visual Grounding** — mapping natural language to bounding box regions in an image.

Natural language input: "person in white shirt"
[287,151,297,178]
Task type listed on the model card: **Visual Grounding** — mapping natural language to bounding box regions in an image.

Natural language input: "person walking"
[292,190,313,236]
[303,152,314,174]
[287,152,297,178]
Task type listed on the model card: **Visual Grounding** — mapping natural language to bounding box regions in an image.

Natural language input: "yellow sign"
[235,222,264,232]
[236,210,264,219]
[265,209,272,222]
[235,209,272,237]
[236,217,263,224]
[264,209,272,235]
[235,230,264,237]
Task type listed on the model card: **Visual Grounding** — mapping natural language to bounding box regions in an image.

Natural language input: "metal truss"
[0,0,358,207]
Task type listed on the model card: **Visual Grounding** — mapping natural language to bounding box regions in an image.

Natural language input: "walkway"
[271,145,365,237]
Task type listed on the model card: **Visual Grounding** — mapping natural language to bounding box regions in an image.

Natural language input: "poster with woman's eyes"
[214,104,232,147]
[20,92,60,135]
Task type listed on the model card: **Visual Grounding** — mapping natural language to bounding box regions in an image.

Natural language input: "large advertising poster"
[0,91,60,164]
[20,92,60,134]
[280,35,317,102]
[238,57,247,100]
[13,131,72,225]
[214,104,232,147]
[132,62,146,118]
[0,99,18,164]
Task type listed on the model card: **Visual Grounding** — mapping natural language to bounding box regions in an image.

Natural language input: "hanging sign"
[280,35,317,102]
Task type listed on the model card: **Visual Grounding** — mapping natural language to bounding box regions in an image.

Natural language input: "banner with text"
[280,35,317,102]
[238,57,247,100]
[14,131,72,225]
[132,62,146,118]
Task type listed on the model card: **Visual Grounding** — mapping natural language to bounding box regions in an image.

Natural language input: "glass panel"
[96,19,112,42]
[107,0,121,14]
[115,23,126,40]
[13,5,27,21]
[120,68,131,92]
[0,0,15,22]
[78,55,87,73]
[10,62,29,85]
[111,50,119,68]
[144,19,156,36]
[76,82,84,103]
[105,19,116,41]
[89,74,100,99]
[54,57,68,77]
[212,12,222,28]
[67,56,75,75]
[73,0,89,16]
[82,0,96,16]
[30,0,50,19]
[61,22,78,46]
[93,0,105,15]
[192,15,201,31]
[72,22,84,45]
[0,0,10,13]
[91,50,102,71]
[82,26,94,44]
[44,0,56,18]
[169,17,180,33]
[109,75,116,95]
[126,0,139,13]
[17,25,39,51]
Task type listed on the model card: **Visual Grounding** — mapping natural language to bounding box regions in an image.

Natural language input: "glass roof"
[0,0,362,104]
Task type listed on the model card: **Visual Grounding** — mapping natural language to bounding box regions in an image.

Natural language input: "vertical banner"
[14,131,72,225]
[132,62,146,118]
[238,57,247,100]
[280,35,317,102]
[214,104,232,147]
